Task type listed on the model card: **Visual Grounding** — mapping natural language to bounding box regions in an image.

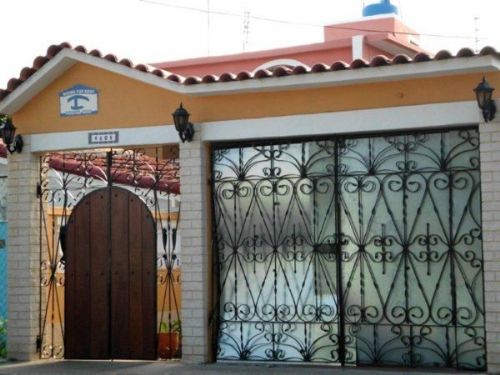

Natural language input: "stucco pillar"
[480,118,500,374]
[6,136,40,360]
[178,126,211,363]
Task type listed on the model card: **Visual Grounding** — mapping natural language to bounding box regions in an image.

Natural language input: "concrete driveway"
[0,360,488,375]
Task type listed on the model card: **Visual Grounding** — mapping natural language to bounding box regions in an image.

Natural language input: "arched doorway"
[64,187,156,359]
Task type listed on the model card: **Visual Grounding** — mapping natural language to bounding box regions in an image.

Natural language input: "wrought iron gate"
[212,128,485,370]
[38,148,182,359]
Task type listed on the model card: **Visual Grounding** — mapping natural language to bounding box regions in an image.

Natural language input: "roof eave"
[0,49,182,114]
[179,55,500,96]
[1,50,499,114]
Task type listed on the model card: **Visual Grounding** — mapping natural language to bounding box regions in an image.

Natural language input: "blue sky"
[0,0,498,86]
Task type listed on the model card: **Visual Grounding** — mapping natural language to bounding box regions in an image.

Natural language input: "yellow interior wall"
[12,62,500,135]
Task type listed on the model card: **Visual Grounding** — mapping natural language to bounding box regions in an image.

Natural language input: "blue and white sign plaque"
[60,84,99,116]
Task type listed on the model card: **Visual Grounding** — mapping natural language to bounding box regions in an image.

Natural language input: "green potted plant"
[0,318,7,360]
[157,319,181,359]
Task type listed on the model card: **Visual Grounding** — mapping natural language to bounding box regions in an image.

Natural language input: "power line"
[138,0,475,41]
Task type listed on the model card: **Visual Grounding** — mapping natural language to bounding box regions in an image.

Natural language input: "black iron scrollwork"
[212,129,485,370]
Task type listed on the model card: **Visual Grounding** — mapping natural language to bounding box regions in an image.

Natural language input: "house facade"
[1,4,500,372]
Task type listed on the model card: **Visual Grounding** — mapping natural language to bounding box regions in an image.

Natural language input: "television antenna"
[242,10,251,51]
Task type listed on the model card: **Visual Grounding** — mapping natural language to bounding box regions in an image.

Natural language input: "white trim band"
[30,101,484,152]
[31,124,178,153]
[200,100,483,141]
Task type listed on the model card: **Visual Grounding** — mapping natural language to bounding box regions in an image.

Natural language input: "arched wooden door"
[64,187,156,359]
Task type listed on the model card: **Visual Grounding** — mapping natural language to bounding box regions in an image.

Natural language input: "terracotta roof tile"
[272,66,290,77]
[47,152,180,194]
[7,78,22,91]
[134,64,149,72]
[331,61,349,71]
[292,65,308,74]
[236,71,251,80]
[201,74,217,83]
[104,54,118,63]
[254,69,271,79]
[33,55,50,69]
[74,45,87,53]
[370,55,391,67]
[151,69,166,78]
[413,52,432,62]
[434,50,453,60]
[119,58,133,67]
[351,59,371,69]
[480,46,497,56]
[392,54,411,64]
[19,67,36,80]
[219,72,236,82]
[0,42,499,102]
[183,76,200,85]
[166,74,181,83]
[456,48,475,58]
[311,63,329,73]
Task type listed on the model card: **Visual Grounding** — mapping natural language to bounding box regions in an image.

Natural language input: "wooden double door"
[64,187,157,359]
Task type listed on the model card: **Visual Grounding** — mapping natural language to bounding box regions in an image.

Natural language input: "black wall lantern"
[172,103,194,143]
[474,77,496,122]
[0,116,23,153]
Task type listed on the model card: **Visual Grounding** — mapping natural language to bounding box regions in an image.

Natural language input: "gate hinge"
[36,335,41,352]
[36,183,42,198]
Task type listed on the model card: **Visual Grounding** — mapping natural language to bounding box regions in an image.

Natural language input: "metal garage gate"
[211,128,485,370]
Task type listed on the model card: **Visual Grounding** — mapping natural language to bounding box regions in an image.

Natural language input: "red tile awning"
[47,152,180,195]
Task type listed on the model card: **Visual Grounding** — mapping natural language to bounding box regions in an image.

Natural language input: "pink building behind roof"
[152,14,425,77]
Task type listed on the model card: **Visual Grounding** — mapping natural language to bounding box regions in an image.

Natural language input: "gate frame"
[34,147,181,361]
[210,126,486,369]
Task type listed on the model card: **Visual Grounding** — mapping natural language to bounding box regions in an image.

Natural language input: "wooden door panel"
[65,187,156,360]
[110,189,130,359]
[89,191,110,359]
[127,194,157,359]
[65,194,92,359]
[128,194,144,359]
[137,199,156,359]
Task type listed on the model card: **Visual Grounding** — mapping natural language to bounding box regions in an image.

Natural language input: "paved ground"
[0,360,489,375]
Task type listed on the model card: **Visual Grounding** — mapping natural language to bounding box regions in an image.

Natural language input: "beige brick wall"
[480,121,500,374]
[7,136,40,360]
[179,127,211,363]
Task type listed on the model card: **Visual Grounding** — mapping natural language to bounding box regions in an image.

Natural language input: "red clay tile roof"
[0,42,499,101]
[47,151,180,195]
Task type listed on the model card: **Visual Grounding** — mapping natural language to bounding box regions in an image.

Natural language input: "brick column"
[179,127,211,363]
[480,120,500,374]
[6,136,40,360]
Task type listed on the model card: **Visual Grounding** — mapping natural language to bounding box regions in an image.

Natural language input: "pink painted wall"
[154,16,423,77]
